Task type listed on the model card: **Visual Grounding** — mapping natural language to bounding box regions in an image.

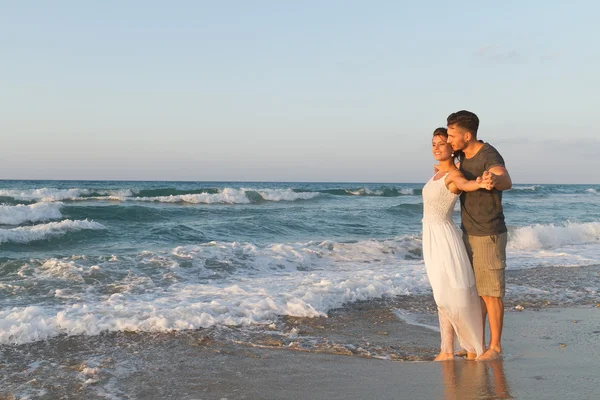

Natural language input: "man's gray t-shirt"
[459,142,507,236]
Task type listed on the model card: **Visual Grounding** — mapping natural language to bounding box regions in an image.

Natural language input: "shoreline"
[1,303,598,399]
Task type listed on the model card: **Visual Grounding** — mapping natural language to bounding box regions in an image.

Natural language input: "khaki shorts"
[463,232,507,298]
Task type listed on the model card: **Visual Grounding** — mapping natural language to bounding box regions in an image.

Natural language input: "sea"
[2,180,599,347]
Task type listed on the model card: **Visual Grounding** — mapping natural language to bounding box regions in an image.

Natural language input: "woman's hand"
[476,176,493,190]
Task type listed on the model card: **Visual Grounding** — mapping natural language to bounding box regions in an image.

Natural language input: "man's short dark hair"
[447,110,479,137]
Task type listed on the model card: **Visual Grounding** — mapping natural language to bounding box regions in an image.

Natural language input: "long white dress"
[422,173,484,356]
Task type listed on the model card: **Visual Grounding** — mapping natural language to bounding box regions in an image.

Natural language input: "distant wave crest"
[0,188,136,202]
[0,219,106,244]
[0,203,63,225]
[0,186,422,204]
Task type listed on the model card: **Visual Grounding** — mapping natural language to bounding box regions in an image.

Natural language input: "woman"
[422,127,487,361]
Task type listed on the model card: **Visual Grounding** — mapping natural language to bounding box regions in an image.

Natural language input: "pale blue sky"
[1,1,599,183]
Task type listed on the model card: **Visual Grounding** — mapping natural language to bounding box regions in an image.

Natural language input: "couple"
[422,110,512,361]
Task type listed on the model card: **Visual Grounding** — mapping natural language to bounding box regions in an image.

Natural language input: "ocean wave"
[508,221,600,251]
[511,185,541,191]
[63,204,172,222]
[0,236,427,344]
[318,187,420,197]
[0,188,136,202]
[2,228,599,344]
[0,186,424,204]
[0,187,322,204]
[131,188,321,204]
[505,185,549,197]
[386,203,423,216]
[0,203,63,225]
[586,188,598,194]
[136,188,220,197]
[169,235,424,275]
[0,260,424,345]
[0,219,106,244]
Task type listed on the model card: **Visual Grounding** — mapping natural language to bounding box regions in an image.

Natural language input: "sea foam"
[0,219,106,244]
[0,203,63,225]
[509,221,600,251]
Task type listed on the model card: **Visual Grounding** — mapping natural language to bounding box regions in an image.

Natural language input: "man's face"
[447,124,467,151]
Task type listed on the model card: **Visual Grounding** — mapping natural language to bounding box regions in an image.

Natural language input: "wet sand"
[1,303,598,399]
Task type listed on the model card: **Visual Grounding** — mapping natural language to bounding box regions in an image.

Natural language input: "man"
[446,110,512,360]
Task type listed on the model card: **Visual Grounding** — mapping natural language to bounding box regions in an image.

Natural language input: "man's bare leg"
[477,295,503,360]
[481,297,487,346]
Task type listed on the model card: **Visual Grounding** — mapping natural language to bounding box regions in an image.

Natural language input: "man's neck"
[463,140,484,159]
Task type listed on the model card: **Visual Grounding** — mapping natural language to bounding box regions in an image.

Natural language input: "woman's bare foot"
[476,348,502,361]
[433,352,455,361]
[465,352,477,360]
[455,349,468,357]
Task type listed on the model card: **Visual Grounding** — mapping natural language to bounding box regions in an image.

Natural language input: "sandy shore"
[1,305,598,399]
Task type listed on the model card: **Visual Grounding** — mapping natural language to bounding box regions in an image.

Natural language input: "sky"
[1,1,599,183]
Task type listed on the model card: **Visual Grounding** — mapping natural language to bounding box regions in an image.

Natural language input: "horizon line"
[0,178,597,186]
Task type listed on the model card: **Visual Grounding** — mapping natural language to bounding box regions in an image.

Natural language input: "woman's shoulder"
[446,169,464,180]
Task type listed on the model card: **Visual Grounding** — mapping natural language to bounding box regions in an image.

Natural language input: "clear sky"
[1,1,599,183]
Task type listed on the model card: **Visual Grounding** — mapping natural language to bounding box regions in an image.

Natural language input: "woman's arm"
[446,170,490,194]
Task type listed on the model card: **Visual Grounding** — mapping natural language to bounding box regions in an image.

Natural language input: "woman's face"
[432,135,453,161]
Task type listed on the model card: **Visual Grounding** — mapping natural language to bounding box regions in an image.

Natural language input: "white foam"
[1,226,598,345]
[511,185,541,191]
[509,221,600,250]
[0,236,429,345]
[586,188,598,194]
[0,188,136,202]
[0,219,106,244]
[131,188,320,204]
[36,260,86,283]
[0,260,428,344]
[132,188,251,204]
[0,187,320,204]
[345,188,415,196]
[506,222,600,269]
[170,235,423,274]
[346,188,375,196]
[0,203,63,225]
[255,189,319,201]
[399,188,417,195]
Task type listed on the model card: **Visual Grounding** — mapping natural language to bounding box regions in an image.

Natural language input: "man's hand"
[486,166,513,191]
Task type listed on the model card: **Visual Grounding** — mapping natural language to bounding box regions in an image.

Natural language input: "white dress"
[422,173,484,356]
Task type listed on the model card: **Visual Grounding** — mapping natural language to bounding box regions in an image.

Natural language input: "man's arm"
[485,166,512,191]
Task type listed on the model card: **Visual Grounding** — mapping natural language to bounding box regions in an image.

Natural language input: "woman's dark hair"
[432,127,463,161]
[433,127,447,137]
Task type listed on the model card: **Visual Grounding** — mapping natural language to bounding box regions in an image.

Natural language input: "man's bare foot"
[455,349,468,357]
[476,348,502,361]
[433,352,455,361]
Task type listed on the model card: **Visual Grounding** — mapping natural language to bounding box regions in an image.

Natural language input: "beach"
[1,304,598,399]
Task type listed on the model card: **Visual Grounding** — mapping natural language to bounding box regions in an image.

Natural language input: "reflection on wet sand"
[440,359,512,400]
